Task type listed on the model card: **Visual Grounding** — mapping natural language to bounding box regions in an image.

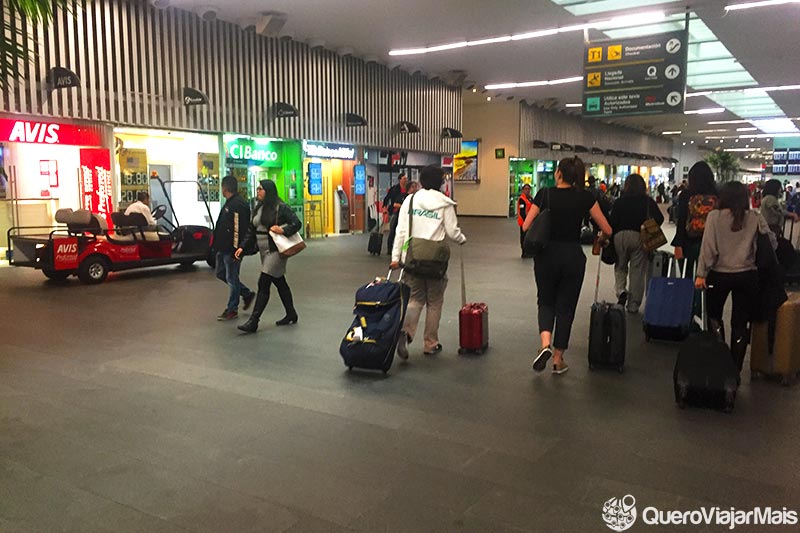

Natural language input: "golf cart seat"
[110,212,161,242]
[55,209,106,235]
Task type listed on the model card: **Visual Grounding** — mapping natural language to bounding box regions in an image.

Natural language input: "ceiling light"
[725,0,800,12]
[749,118,799,134]
[486,96,492,101]
[472,88,477,93]
[389,11,665,56]
[662,131,682,135]
[708,119,752,125]
[720,139,724,143]
[736,127,758,131]
[698,129,728,133]
[690,141,695,144]
[565,103,582,108]
[685,108,726,115]
[725,148,762,152]
[484,76,583,90]
[687,84,800,98]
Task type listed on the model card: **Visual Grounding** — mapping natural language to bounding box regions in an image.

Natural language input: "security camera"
[199,6,219,22]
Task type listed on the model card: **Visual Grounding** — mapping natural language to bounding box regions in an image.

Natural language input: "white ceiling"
[161,0,800,157]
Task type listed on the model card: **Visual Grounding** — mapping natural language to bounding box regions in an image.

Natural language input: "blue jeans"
[215,251,252,311]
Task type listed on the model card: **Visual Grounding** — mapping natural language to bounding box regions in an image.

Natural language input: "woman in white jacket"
[390,166,466,360]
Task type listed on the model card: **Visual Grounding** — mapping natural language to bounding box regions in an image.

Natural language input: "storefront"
[114,127,220,229]
[1,115,111,260]
[223,134,304,234]
[507,158,556,217]
[302,140,362,237]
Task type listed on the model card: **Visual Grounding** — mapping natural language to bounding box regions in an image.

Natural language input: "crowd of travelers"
[208,156,795,382]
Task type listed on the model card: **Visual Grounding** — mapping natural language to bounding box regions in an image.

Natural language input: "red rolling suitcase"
[458,248,488,355]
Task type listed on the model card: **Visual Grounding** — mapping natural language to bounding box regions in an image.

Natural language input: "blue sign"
[354,165,366,195]
[308,163,323,195]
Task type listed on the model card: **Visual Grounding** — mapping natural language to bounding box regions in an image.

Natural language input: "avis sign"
[53,238,79,270]
[0,118,104,146]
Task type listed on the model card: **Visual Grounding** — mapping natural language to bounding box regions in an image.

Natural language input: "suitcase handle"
[460,245,467,307]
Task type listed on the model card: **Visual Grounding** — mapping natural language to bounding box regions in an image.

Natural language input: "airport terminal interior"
[2,0,800,531]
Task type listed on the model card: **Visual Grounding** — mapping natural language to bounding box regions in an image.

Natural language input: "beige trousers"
[402,273,448,352]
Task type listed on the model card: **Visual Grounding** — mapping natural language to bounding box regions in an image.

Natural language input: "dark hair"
[557,156,585,187]
[398,173,408,181]
[258,179,282,226]
[419,166,444,190]
[763,178,783,199]
[622,174,647,197]
[136,191,149,202]
[686,161,717,197]
[717,181,750,232]
[221,175,238,194]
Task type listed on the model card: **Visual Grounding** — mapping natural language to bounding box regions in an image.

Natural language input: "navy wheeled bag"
[340,271,410,374]
[643,258,695,342]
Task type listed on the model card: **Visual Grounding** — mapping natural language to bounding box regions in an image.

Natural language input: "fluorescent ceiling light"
[740,133,800,138]
[565,103,582,108]
[736,127,758,131]
[725,0,800,12]
[484,76,583,90]
[662,131,682,135]
[698,129,728,133]
[687,84,800,97]
[749,118,799,134]
[685,108,726,115]
[725,148,762,152]
[389,11,664,56]
[708,119,755,124]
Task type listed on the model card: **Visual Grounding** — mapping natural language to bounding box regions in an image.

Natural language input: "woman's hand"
[390,261,400,270]
[674,246,684,260]
[695,276,707,290]
[234,248,243,260]
[270,225,284,234]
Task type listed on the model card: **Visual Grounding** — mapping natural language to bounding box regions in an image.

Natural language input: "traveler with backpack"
[761,179,799,236]
[695,182,774,375]
[672,161,718,278]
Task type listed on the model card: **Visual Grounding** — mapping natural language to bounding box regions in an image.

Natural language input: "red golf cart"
[7,178,215,284]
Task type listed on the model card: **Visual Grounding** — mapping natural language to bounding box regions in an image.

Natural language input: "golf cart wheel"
[43,269,69,281]
[206,253,216,268]
[78,255,109,284]
[179,260,196,269]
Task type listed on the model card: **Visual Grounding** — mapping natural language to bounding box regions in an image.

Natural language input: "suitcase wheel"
[750,371,763,381]
[617,364,624,374]
[458,348,467,355]
[475,349,484,355]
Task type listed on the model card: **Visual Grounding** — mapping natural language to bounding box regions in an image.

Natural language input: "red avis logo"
[56,243,78,255]
[8,121,60,144]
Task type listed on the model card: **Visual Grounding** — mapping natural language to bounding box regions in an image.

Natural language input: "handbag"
[269,205,306,258]
[523,188,551,256]
[640,199,667,253]
[755,229,777,270]
[403,193,450,279]
[241,238,259,256]
[601,236,617,265]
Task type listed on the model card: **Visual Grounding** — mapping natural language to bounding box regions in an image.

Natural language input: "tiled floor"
[1,216,798,532]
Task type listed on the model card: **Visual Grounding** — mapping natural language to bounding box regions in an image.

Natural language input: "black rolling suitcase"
[368,232,383,256]
[674,291,738,412]
[340,271,410,374]
[588,254,626,372]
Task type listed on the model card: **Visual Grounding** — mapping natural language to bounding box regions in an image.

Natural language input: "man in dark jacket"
[213,175,255,321]
[383,173,408,255]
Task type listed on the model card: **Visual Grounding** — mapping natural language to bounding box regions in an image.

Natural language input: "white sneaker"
[397,332,409,360]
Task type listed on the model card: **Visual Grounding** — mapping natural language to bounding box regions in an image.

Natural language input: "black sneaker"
[217,309,238,321]
[617,291,628,307]
[532,346,553,372]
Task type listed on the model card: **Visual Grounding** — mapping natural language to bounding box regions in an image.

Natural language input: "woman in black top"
[671,161,717,277]
[609,174,664,313]
[522,157,612,375]
[234,180,302,333]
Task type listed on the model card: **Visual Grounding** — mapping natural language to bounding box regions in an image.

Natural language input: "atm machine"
[334,185,350,234]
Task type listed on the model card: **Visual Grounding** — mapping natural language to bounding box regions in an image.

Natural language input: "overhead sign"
[302,140,356,160]
[308,162,323,195]
[354,165,366,195]
[582,30,688,118]
[0,118,104,146]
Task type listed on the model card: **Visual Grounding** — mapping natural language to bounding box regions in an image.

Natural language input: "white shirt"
[391,189,466,264]
[124,201,157,226]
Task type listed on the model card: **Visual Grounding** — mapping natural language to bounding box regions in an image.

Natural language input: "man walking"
[383,173,409,255]
[213,175,255,321]
[517,184,534,258]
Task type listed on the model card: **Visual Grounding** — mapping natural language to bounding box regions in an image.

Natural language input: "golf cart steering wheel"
[152,204,167,220]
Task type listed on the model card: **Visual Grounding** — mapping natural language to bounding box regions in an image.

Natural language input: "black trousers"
[706,270,758,336]
[387,213,399,254]
[533,243,587,350]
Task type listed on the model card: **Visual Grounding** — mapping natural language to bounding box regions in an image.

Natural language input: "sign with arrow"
[582,30,688,118]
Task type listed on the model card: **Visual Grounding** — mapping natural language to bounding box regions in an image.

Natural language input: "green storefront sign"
[225,137,283,166]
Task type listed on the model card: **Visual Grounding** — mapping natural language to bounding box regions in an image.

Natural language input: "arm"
[756,212,777,250]
[443,205,466,245]
[650,198,665,225]
[234,220,257,260]
[521,203,540,232]
[589,202,612,236]
[391,196,410,265]
[518,198,527,221]
[695,211,719,283]
[273,204,302,237]
[672,194,688,248]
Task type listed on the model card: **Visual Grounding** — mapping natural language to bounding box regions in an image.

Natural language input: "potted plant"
[705,150,740,183]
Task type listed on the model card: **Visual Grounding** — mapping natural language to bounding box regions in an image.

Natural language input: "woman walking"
[235,180,302,333]
[672,161,718,277]
[695,182,774,374]
[760,178,799,236]
[523,156,612,375]
[609,174,664,313]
